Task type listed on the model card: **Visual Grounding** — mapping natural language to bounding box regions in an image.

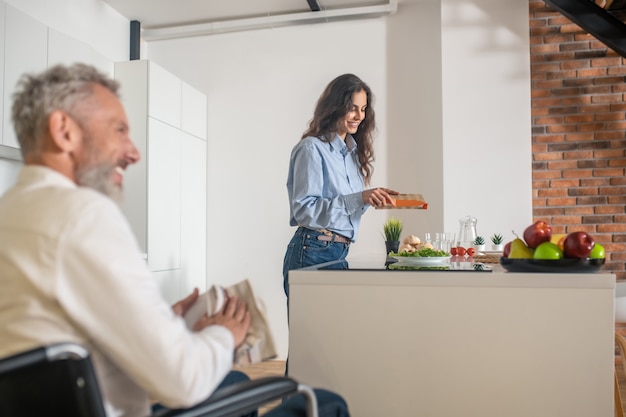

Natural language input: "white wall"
[386,0,445,242]
[387,0,532,244]
[4,0,128,63]
[147,19,391,359]
[147,0,532,360]
[441,0,533,242]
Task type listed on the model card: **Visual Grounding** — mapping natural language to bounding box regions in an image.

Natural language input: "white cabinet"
[48,28,90,68]
[148,62,181,128]
[180,131,207,294]
[2,4,47,149]
[114,60,207,303]
[146,118,181,272]
[0,3,114,159]
[181,82,207,140]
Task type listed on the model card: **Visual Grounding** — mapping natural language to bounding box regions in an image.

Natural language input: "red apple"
[563,231,595,259]
[523,221,552,249]
[502,241,512,258]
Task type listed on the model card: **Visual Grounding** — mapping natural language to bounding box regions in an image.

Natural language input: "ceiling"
[101,0,389,30]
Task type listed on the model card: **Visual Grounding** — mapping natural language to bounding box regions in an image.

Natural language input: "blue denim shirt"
[286,134,368,241]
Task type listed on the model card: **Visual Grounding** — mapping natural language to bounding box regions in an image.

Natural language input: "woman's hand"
[362,188,399,208]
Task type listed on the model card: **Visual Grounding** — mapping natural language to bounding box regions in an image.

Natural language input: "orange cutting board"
[377,194,428,210]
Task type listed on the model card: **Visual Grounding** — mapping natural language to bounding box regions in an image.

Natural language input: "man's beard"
[73,129,124,204]
[76,164,123,205]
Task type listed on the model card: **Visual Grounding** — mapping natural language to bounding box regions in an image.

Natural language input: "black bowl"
[499,257,606,273]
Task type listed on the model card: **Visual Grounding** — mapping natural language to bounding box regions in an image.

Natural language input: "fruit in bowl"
[533,242,563,260]
[550,233,566,249]
[563,231,595,259]
[502,223,605,261]
[589,243,605,259]
[500,222,606,272]
[503,241,512,258]
[508,237,533,259]
[523,221,552,249]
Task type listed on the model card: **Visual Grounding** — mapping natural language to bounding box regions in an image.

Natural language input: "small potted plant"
[383,217,403,254]
[491,233,504,251]
[472,236,486,252]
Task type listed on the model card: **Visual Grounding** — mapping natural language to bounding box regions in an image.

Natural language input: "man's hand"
[172,288,200,317]
[192,295,251,348]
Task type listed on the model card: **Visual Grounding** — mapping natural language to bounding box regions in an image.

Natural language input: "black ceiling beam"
[544,0,626,58]
[306,0,321,12]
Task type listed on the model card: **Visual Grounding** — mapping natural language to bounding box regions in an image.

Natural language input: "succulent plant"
[473,236,485,245]
[383,217,403,242]
[491,233,504,245]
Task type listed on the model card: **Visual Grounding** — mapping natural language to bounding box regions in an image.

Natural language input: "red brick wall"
[529,1,626,280]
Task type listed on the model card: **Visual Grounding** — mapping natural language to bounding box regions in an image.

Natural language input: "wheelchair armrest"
[0,343,107,417]
[0,343,90,374]
[152,376,300,417]
[0,346,48,374]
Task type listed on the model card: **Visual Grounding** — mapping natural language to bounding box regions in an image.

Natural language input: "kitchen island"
[287,256,616,417]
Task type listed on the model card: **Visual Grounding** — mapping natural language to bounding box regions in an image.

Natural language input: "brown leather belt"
[315,229,351,244]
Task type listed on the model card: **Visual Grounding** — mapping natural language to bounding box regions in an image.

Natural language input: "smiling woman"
[281,73,399,299]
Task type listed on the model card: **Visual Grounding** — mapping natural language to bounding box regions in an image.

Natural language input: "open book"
[183,279,278,366]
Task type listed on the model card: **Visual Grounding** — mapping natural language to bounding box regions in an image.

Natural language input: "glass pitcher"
[458,215,477,248]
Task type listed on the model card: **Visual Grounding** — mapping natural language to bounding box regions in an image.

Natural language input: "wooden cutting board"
[377,193,428,209]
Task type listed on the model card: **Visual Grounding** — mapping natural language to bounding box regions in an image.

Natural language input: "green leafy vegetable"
[388,264,450,271]
[389,247,450,258]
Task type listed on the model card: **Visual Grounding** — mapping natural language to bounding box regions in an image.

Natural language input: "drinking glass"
[444,232,456,252]
[434,232,444,251]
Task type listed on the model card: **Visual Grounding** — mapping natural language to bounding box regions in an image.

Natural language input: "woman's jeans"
[282,227,350,297]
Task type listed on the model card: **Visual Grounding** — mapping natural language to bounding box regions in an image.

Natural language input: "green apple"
[509,238,534,259]
[533,242,564,260]
[589,243,605,259]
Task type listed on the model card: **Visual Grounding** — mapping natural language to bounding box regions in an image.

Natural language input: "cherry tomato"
[457,247,467,256]
[450,247,458,256]
[466,247,475,257]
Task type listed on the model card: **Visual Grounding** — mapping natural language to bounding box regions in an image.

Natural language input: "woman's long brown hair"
[301,74,376,185]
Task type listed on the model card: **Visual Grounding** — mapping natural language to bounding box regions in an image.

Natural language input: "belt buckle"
[319,228,334,237]
[317,228,349,244]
